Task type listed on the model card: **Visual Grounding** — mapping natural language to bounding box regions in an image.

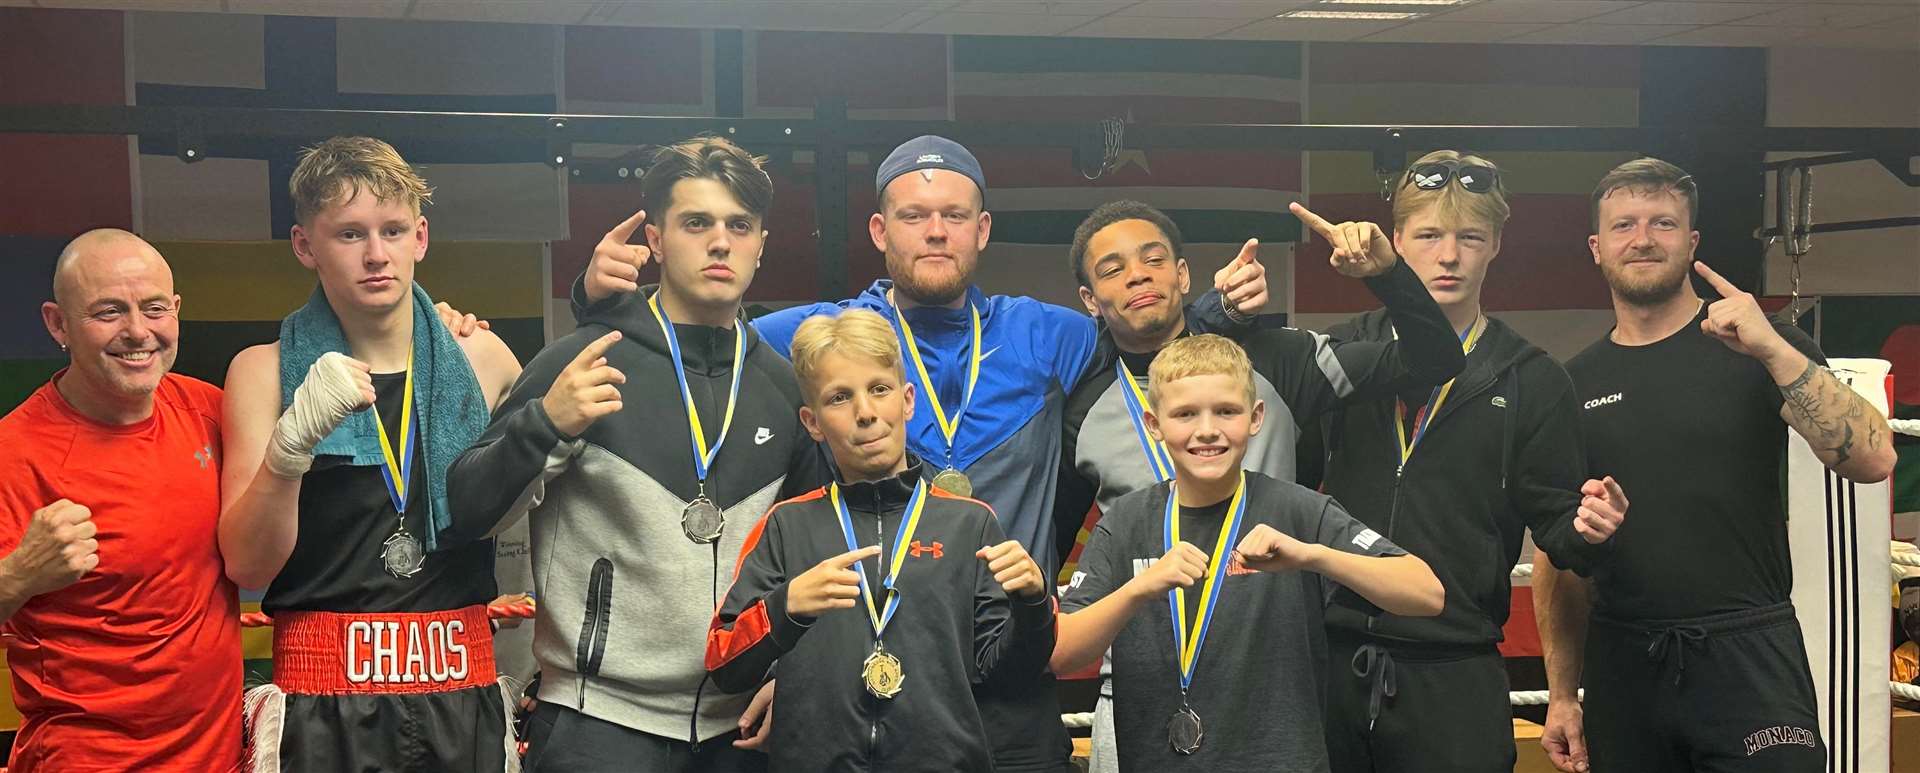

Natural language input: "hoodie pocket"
[574,557,614,707]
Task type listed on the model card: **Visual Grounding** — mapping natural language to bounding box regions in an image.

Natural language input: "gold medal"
[862,644,905,699]
[931,468,972,497]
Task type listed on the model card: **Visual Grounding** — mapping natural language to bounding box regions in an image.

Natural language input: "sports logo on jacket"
[909,540,943,559]
[1741,725,1817,756]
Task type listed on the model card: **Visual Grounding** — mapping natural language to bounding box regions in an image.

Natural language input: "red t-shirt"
[0,373,241,772]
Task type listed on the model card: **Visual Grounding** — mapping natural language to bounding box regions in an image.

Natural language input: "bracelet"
[1221,296,1251,324]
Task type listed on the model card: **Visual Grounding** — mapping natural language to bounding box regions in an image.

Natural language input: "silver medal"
[682,497,726,544]
[381,530,425,579]
[1168,704,1204,755]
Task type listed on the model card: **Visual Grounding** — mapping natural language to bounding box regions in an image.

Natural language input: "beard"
[1107,299,1183,347]
[1603,254,1692,307]
[888,253,972,306]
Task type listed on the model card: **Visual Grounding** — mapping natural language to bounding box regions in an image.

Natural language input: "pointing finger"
[606,208,648,244]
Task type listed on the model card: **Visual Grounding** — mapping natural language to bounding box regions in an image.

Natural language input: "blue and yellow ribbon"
[1163,472,1249,691]
[373,351,416,513]
[649,293,745,484]
[1394,315,1487,469]
[1117,359,1176,483]
[831,479,929,640]
[893,301,981,469]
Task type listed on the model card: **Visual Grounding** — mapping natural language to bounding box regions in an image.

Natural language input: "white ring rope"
[1894,418,1920,438]
[1511,563,1532,579]
[1061,682,1920,726]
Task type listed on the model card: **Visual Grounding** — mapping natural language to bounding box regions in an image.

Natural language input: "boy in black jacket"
[706,308,1056,773]
[1300,151,1629,773]
[448,136,824,772]
[1056,334,1443,772]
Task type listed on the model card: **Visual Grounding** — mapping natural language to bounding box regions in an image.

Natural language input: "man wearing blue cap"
[576,134,1270,772]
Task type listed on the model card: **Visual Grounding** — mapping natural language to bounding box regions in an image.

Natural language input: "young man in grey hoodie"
[448,136,825,772]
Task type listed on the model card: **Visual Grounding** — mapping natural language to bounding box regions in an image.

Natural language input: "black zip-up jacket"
[447,285,826,741]
[1313,310,1612,648]
[706,462,1056,773]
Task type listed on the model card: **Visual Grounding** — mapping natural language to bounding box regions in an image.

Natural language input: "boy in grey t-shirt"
[1054,335,1443,772]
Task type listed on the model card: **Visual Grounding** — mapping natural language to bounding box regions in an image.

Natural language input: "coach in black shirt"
[1540,157,1895,773]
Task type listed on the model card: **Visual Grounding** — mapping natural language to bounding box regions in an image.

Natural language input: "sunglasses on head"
[1402,160,1499,194]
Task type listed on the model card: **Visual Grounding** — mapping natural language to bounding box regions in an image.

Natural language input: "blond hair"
[289,136,434,226]
[1391,149,1510,235]
[791,309,905,400]
[1148,334,1255,406]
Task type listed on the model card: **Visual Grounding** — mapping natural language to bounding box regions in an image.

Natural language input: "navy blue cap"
[874,135,986,201]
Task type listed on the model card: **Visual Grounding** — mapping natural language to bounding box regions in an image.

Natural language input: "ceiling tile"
[1215,17,1409,39]
[1358,19,1554,40]
[1064,14,1249,35]
[1121,0,1309,18]
[1503,21,1701,42]
[1647,23,1817,43]
[909,10,1101,33]
[1791,22,1920,47]
[35,0,220,9]
[959,0,1138,13]
[410,0,599,25]
[228,0,408,18]
[1582,2,1779,24]
[1429,0,1648,24]
[1729,4,1918,27]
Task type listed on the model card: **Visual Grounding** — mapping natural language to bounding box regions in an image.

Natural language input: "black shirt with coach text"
[1566,306,1824,621]
[1062,472,1405,773]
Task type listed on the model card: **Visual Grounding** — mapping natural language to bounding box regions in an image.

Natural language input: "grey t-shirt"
[1062,472,1404,773]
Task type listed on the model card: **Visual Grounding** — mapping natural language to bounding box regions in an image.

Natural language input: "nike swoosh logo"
[979,346,1001,362]
[754,428,774,445]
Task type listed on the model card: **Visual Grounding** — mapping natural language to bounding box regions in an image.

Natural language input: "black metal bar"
[1758,216,1920,237]
[2,105,1915,156]
[1761,151,1882,170]
[813,98,850,301]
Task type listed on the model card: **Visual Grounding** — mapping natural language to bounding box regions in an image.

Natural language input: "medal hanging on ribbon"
[1117,359,1176,484]
[1162,473,1250,754]
[650,294,745,544]
[375,352,425,580]
[1393,315,1487,472]
[893,300,981,498]
[832,480,928,699]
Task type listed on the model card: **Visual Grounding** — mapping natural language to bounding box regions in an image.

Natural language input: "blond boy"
[1055,334,1442,772]
[706,309,1055,773]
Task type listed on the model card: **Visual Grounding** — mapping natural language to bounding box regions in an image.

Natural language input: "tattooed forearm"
[1779,359,1892,478]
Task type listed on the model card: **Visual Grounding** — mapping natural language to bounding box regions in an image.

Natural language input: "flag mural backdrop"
[0,1,1913,724]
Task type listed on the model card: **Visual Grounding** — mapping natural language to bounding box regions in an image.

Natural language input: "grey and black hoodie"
[447,285,826,744]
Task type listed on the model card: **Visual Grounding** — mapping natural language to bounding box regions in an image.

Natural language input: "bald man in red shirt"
[0,229,242,771]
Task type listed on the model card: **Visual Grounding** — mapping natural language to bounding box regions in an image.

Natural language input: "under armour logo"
[909,540,943,559]
[754,427,774,445]
[194,445,213,469]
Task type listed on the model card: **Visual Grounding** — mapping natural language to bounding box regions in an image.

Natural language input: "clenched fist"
[3,500,98,598]
[1128,542,1209,599]
[977,540,1045,600]
[1232,523,1316,573]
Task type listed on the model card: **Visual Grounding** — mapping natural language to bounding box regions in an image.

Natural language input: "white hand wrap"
[265,352,370,479]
